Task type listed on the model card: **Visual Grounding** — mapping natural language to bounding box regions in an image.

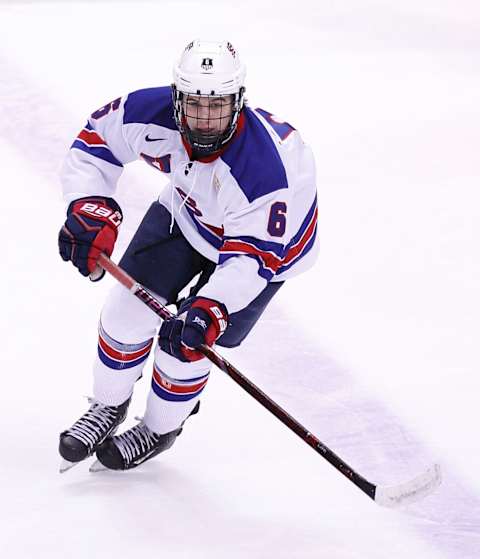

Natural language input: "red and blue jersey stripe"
[219,196,318,280]
[71,122,123,168]
[277,196,318,274]
[219,236,284,280]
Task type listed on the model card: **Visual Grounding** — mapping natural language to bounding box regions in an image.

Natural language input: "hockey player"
[58,39,318,472]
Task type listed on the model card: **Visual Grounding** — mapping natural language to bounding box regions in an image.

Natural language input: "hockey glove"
[58,196,122,280]
[158,297,229,362]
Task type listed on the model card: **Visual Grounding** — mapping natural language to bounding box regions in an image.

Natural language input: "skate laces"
[114,422,160,465]
[65,397,120,451]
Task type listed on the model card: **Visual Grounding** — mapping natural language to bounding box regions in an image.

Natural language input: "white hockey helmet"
[172,39,246,154]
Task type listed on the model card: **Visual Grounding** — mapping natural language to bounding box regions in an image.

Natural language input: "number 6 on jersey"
[268,201,287,237]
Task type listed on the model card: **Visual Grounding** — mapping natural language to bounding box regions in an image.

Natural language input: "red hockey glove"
[58,196,122,280]
[158,297,229,362]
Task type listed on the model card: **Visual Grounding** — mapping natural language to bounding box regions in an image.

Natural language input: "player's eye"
[212,100,230,109]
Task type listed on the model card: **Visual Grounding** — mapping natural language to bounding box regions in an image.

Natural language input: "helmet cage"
[172,85,245,155]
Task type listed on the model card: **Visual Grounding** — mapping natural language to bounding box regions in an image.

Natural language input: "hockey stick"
[98,253,441,507]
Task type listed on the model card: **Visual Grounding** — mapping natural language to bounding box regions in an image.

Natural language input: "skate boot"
[59,397,131,472]
[92,401,200,471]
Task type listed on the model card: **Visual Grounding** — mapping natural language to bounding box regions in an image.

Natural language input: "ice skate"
[59,396,131,472]
[91,422,179,471]
[90,400,200,471]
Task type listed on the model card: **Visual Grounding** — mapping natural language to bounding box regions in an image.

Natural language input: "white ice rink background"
[0,1,479,557]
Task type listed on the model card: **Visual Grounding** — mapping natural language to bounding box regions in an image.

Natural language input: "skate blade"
[59,459,80,473]
[89,459,109,473]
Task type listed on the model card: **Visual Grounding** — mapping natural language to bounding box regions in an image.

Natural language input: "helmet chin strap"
[186,129,224,155]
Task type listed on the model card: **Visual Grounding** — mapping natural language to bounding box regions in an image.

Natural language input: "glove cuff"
[68,196,123,232]
[190,297,229,342]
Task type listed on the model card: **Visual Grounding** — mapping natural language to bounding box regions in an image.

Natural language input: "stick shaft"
[98,253,376,499]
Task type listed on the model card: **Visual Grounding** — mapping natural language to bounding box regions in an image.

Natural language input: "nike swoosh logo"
[145,134,166,142]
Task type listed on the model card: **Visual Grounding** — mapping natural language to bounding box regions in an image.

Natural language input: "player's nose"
[195,103,210,117]
[196,113,213,130]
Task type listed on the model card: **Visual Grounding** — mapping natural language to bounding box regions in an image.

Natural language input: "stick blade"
[374,463,441,508]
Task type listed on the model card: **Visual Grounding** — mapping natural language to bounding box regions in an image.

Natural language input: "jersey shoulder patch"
[221,107,288,203]
[123,86,177,130]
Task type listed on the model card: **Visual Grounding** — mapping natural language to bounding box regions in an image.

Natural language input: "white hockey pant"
[93,284,210,434]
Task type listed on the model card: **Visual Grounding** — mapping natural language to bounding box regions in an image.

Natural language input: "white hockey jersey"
[61,87,318,313]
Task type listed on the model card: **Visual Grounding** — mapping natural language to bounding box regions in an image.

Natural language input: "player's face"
[183,94,233,136]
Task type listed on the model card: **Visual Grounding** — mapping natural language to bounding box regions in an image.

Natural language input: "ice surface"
[0,1,479,558]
